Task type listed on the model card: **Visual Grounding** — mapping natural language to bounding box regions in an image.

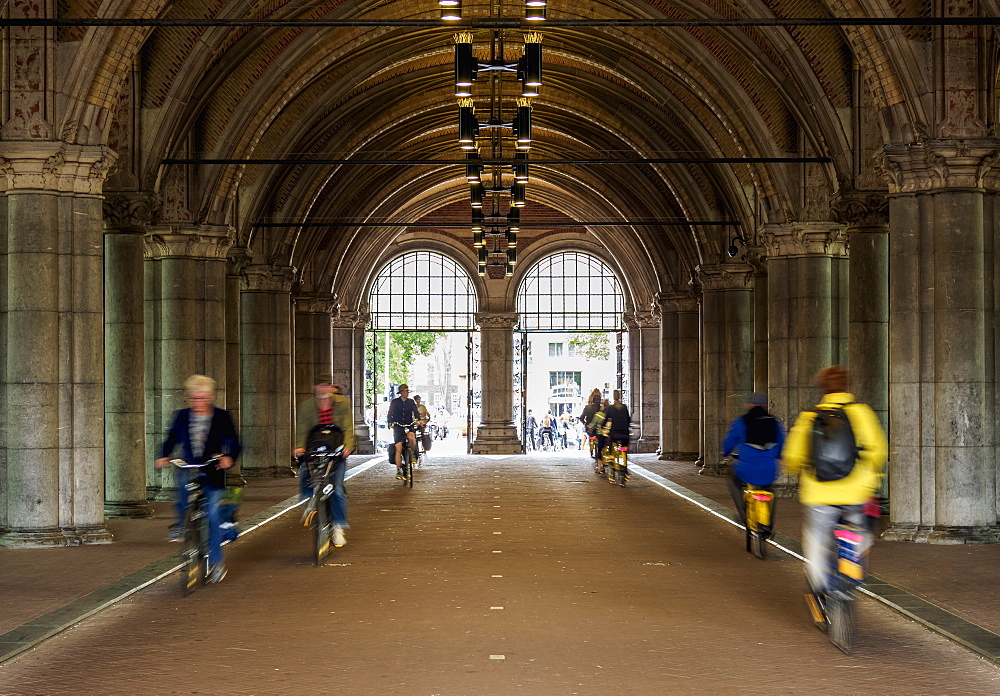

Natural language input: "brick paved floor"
[2,451,1000,695]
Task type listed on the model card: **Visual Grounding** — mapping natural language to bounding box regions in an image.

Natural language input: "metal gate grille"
[516,252,624,331]
[369,251,477,330]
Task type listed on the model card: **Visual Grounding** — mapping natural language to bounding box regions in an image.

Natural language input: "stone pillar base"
[658,451,698,462]
[471,424,522,455]
[104,501,155,519]
[66,526,114,545]
[243,464,294,478]
[633,438,659,454]
[882,523,1000,544]
[0,529,71,548]
[698,458,732,478]
[147,485,175,502]
[354,424,375,455]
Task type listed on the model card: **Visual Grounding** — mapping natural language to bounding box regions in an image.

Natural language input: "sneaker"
[396,469,405,480]
[208,564,227,583]
[332,526,346,547]
[165,528,185,543]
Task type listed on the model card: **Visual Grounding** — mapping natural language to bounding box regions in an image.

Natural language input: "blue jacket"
[386,397,420,426]
[160,408,242,489]
[721,408,785,486]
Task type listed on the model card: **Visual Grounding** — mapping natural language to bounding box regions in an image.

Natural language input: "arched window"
[517,252,625,331]
[369,251,478,330]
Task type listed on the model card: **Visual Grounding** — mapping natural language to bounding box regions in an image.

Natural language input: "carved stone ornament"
[831,190,889,229]
[760,223,848,258]
[654,291,698,314]
[0,143,117,195]
[227,246,252,276]
[331,310,361,329]
[475,312,519,330]
[242,264,297,293]
[144,226,235,260]
[695,264,753,292]
[103,192,156,231]
[626,310,659,330]
[296,293,337,315]
[879,140,1000,194]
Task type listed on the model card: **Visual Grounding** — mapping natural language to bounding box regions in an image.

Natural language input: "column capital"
[242,264,296,293]
[144,226,235,260]
[625,310,659,330]
[831,189,889,229]
[476,312,519,330]
[0,143,116,195]
[330,310,364,329]
[103,191,157,232]
[227,246,252,276]
[878,139,1000,194]
[695,264,753,292]
[653,291,698,314]
[295,293,337,315]
[761,222,848,258]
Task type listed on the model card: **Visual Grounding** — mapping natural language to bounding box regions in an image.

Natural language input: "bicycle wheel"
[313,490,330,566]
[827,593,855,654]
[407,444,416,487]
[181,511,201,596]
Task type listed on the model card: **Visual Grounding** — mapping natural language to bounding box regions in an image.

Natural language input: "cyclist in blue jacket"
[722,392,784,536]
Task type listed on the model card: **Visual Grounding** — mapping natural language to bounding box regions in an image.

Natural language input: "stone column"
[752,266,768,393]
[472,313,522,454]
[349,313,374,454]
[656,292,700,460]
[834,191,890,427]
[881,142,999,543]
[294,294,335,409]
[763,223,849,426]
[697,264,754,475]
[1,144,115,547]
[225,248,250,422]
[144,227,233,497]
[628,310,660,453]
[240,265,295,476]
[103,193,154,518]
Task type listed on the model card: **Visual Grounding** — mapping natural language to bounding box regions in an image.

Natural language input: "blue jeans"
[802,504,868,593]
[300,459,349,528]
[205,487,225,567]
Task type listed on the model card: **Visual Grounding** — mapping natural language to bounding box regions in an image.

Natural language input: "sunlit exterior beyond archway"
[517,252,625,331]
[369,251,478,330]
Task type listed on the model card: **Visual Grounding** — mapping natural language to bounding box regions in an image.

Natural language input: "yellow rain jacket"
[782,392,887,506]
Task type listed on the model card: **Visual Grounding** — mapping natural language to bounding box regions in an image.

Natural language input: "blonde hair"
[184,374,216,396]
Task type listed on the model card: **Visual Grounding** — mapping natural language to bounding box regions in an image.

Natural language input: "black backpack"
[306,423,344,454]
[809,404,859,481]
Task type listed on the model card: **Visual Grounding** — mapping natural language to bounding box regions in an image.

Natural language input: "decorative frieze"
[144,226,235,260]
[831,189,889,229]
[297,293,338,315]
[103,192,157,231]
[761,223,848,258]
[0,143,116,195]
[695,264,753,292]
[242,264,297,293]
[653,291,698,315]
[476,312,519,330]
[331,310,361,329]
[626,310,659,330]
[878,139,1000,194]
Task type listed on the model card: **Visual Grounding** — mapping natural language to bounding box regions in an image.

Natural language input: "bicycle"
[390,422,416,487]
[742,484,774,560]
[804,519,868,654]
[301,445,345,566]
[172,454,223,595]
[601,442,629,487]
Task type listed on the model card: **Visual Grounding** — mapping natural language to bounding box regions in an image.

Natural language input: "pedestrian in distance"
[721,393,784,535]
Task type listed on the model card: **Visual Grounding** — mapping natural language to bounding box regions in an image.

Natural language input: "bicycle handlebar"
[171,454,224,469]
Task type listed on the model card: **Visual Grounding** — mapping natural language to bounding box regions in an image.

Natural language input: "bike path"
[1,453,999,695]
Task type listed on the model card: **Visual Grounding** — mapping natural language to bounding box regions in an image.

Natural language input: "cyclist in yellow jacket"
[782,365,887,600]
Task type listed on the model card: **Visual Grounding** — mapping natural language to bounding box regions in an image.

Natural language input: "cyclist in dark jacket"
[579,392,603,462]
[721,392,785,534]
[387,384,420,478]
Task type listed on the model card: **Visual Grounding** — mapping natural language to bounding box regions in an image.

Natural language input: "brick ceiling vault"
[56,0,943,293]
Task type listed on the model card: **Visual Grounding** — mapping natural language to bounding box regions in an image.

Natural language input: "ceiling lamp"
[458,99,478,149]
[525,2,546,21]
[506,227,517,249]
[466,152,483,182]
[521,33,542,97]
[473,229,485,248]
[506,247,516,276]
[440,0,462,21]
[515,99,531,147]
[512,152,529,182]
[507,207,520,231]
[511,182,526,207]
[455,32,476,96]
[471,182,484,208]
[472,208,484,231]
[478,246,488,276]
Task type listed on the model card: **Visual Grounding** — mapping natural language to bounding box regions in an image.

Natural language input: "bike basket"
[306,423,344,453]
